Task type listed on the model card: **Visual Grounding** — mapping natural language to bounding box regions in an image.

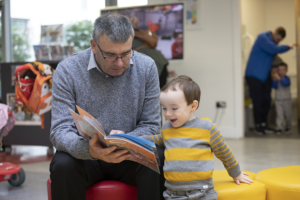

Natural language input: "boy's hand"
[233,172,253,185]
[109,130,124,135]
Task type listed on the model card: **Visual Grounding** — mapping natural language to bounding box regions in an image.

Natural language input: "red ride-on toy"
[0,162,25,186]
[0,103,26,186]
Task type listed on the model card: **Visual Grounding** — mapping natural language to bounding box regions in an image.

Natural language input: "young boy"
[141,75,253,200]
[272,62,292,135]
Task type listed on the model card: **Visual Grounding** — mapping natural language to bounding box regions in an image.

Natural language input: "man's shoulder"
[56,48,91,72]
[257,31,271,40]
[132,51,156,70]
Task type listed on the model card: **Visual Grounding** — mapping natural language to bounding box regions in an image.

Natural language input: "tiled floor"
[0,133,300,200]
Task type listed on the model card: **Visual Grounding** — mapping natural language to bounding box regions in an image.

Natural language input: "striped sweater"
[142,117,241,191]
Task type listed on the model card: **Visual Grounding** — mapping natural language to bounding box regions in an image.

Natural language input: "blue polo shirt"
[245,31,290,83]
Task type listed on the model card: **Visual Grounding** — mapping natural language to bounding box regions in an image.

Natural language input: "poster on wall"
[40,24,63,43]
[179,0,202,30]
[6,93,41,126]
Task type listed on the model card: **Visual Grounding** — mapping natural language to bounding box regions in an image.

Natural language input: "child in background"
[141,75,253,200]
[272,62,292,135]
[171,30,183,59]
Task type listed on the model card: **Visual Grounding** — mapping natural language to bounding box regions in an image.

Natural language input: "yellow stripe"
[225,160,239,170]
[211,137,224,148]
[164,171,213,182]
[210,124,216,131]
[210,134,221,144]
[200,118,212,122]
[162,128,210,142]
[217,149,232,158]
[154,135,161,146]
[224,158,236,165]
[150,136,156,145]
[214,146,229,155]
[212,142,226,151]
[210,129,219,138]
[219,153,233,162]
[165,148,213,161]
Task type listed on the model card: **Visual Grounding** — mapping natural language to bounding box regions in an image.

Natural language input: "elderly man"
[49,13,165,200]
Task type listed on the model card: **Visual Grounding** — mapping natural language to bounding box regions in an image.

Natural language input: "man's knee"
[50,151,83,178]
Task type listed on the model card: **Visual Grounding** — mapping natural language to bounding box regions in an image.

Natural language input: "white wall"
[149,0,244,138]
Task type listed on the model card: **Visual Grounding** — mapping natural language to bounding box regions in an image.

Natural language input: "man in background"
[245,27,296,135]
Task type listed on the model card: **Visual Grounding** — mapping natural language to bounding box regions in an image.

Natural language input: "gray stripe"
[227,163,241,178]
[164,160,214,172]
[164,138,211,149]
[165,178,214,191]
[211,135,224,147]
[215,148,232,160]
[213,143,228,153]
[162,117,214,130]
[210,130,220,141]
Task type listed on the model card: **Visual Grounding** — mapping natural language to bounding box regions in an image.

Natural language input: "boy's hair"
[173,29,183,39]
[275,27,286,38]
[278,62,288,69]
[161,75,201,109]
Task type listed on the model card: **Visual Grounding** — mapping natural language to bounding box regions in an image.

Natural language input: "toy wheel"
[8,168,26,186]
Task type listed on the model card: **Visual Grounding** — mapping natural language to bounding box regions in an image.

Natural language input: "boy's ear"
[191,100,199,111]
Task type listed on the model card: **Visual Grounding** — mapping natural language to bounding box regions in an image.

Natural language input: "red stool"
[47,178,138,200]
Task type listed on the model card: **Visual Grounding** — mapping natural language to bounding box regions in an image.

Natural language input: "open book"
[69,105,160,174]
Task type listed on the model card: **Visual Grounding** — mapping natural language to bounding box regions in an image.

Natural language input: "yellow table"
[255,165,300,200]
[213,170,266,200]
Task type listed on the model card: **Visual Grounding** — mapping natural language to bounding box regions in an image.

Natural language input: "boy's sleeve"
[280,76,291,87]
[139,134,165,148]
[272,80,278,89]
[210,124,241,178]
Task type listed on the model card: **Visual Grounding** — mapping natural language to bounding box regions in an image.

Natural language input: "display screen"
[101,3,184,60]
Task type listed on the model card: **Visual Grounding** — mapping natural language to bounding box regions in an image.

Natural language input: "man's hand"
[289,43,297,49]
[233,172,253,185]
[89,134,130,163]
[109,130,124,135]
[273,72,280,81]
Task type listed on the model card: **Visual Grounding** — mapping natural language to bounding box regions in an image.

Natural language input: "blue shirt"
[245,31,290,83]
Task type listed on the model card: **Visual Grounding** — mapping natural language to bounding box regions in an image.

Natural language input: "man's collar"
[87,49,134,72]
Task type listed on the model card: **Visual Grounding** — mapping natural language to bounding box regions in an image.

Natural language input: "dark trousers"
[49,145,165,200]
[246,76,272,125]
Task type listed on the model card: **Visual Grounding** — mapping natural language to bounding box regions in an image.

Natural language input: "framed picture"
[40,24,63,44]
[6,93,41,126]
[33,45,50,61]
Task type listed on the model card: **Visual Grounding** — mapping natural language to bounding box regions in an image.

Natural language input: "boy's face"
[278,65,287,78]
[160,88,196,128]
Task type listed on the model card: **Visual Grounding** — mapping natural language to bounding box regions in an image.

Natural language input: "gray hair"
[93,13,134,43]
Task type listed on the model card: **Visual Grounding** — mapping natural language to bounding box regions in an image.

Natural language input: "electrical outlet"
[216,101,226,108]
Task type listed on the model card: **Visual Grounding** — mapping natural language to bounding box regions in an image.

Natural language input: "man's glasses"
[96,41,134,62]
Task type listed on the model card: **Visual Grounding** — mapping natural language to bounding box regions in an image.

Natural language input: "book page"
[105,137,160,174]
[76,105,105,133]
[69,109,96,139]
[83,116,105,137]
[69,109,107,148]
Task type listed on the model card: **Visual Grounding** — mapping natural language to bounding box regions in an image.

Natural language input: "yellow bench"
[255,165,300,200]
[213,170,266,200]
